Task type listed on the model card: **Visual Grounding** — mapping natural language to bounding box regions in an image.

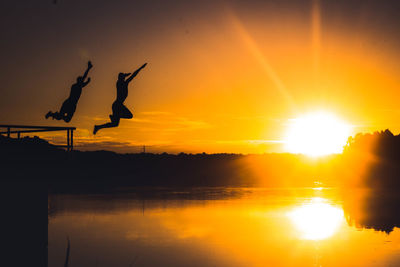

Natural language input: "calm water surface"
[48,187,400,267]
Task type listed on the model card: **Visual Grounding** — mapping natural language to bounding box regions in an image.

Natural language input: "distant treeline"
[2,130,400,190]
[344,129,400,159]
[1,135,343,191]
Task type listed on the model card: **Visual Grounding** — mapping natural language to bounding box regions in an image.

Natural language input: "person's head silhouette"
[76,76,84,84]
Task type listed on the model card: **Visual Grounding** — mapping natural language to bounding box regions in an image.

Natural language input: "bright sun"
[284,111,351,157]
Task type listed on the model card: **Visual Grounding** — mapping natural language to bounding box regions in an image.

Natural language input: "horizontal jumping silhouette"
[46,61,93,122]
[93,63,147,135]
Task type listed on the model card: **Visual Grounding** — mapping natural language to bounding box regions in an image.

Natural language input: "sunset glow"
[1,1,399,154]
[284,112,351,156]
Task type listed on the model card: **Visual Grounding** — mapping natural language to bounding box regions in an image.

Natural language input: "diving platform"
[0,124,76,151]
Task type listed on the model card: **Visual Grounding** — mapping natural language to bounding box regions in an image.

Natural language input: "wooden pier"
[0,124,76,151]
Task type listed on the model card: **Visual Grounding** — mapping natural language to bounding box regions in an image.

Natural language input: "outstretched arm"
[82,61,93,81]
[126,63,147,83]
[83,77,91,87]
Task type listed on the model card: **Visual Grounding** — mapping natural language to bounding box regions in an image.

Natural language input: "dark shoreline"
[1,135,344,191]
[3,129,400,191]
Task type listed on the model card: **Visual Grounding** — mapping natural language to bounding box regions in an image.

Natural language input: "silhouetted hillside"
[0,135,63,154]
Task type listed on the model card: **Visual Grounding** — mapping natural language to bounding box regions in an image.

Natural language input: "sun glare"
[284,111,351,156]
[288,197,344,240]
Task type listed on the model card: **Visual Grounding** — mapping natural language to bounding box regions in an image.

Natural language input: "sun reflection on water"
[288,197,344,240]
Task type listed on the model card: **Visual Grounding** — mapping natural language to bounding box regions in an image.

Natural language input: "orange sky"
[2,0,400,153]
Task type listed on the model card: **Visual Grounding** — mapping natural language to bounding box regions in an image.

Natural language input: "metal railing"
[0,124,76,151]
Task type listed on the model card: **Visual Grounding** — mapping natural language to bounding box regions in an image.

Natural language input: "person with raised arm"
[93,63,147,134]
[46,61,93,122]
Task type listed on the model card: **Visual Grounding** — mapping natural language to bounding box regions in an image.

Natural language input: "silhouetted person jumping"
[45,61,93,122]
[93,63,147,134]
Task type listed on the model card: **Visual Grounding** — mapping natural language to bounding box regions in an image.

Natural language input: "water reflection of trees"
[343,189,400,234]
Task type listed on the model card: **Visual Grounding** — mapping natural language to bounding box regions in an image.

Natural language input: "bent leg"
[60,101,76,123]
[93,116,120,135]
[47,99,73,121]
[63,115,72,123]
[119,104,133,119]
[63,106,76,123]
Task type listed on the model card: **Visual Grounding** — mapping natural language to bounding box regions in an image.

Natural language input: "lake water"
[48,187,400,267]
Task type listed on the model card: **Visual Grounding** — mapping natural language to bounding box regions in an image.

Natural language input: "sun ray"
[227,9,296,109]
[311,0,321,90]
